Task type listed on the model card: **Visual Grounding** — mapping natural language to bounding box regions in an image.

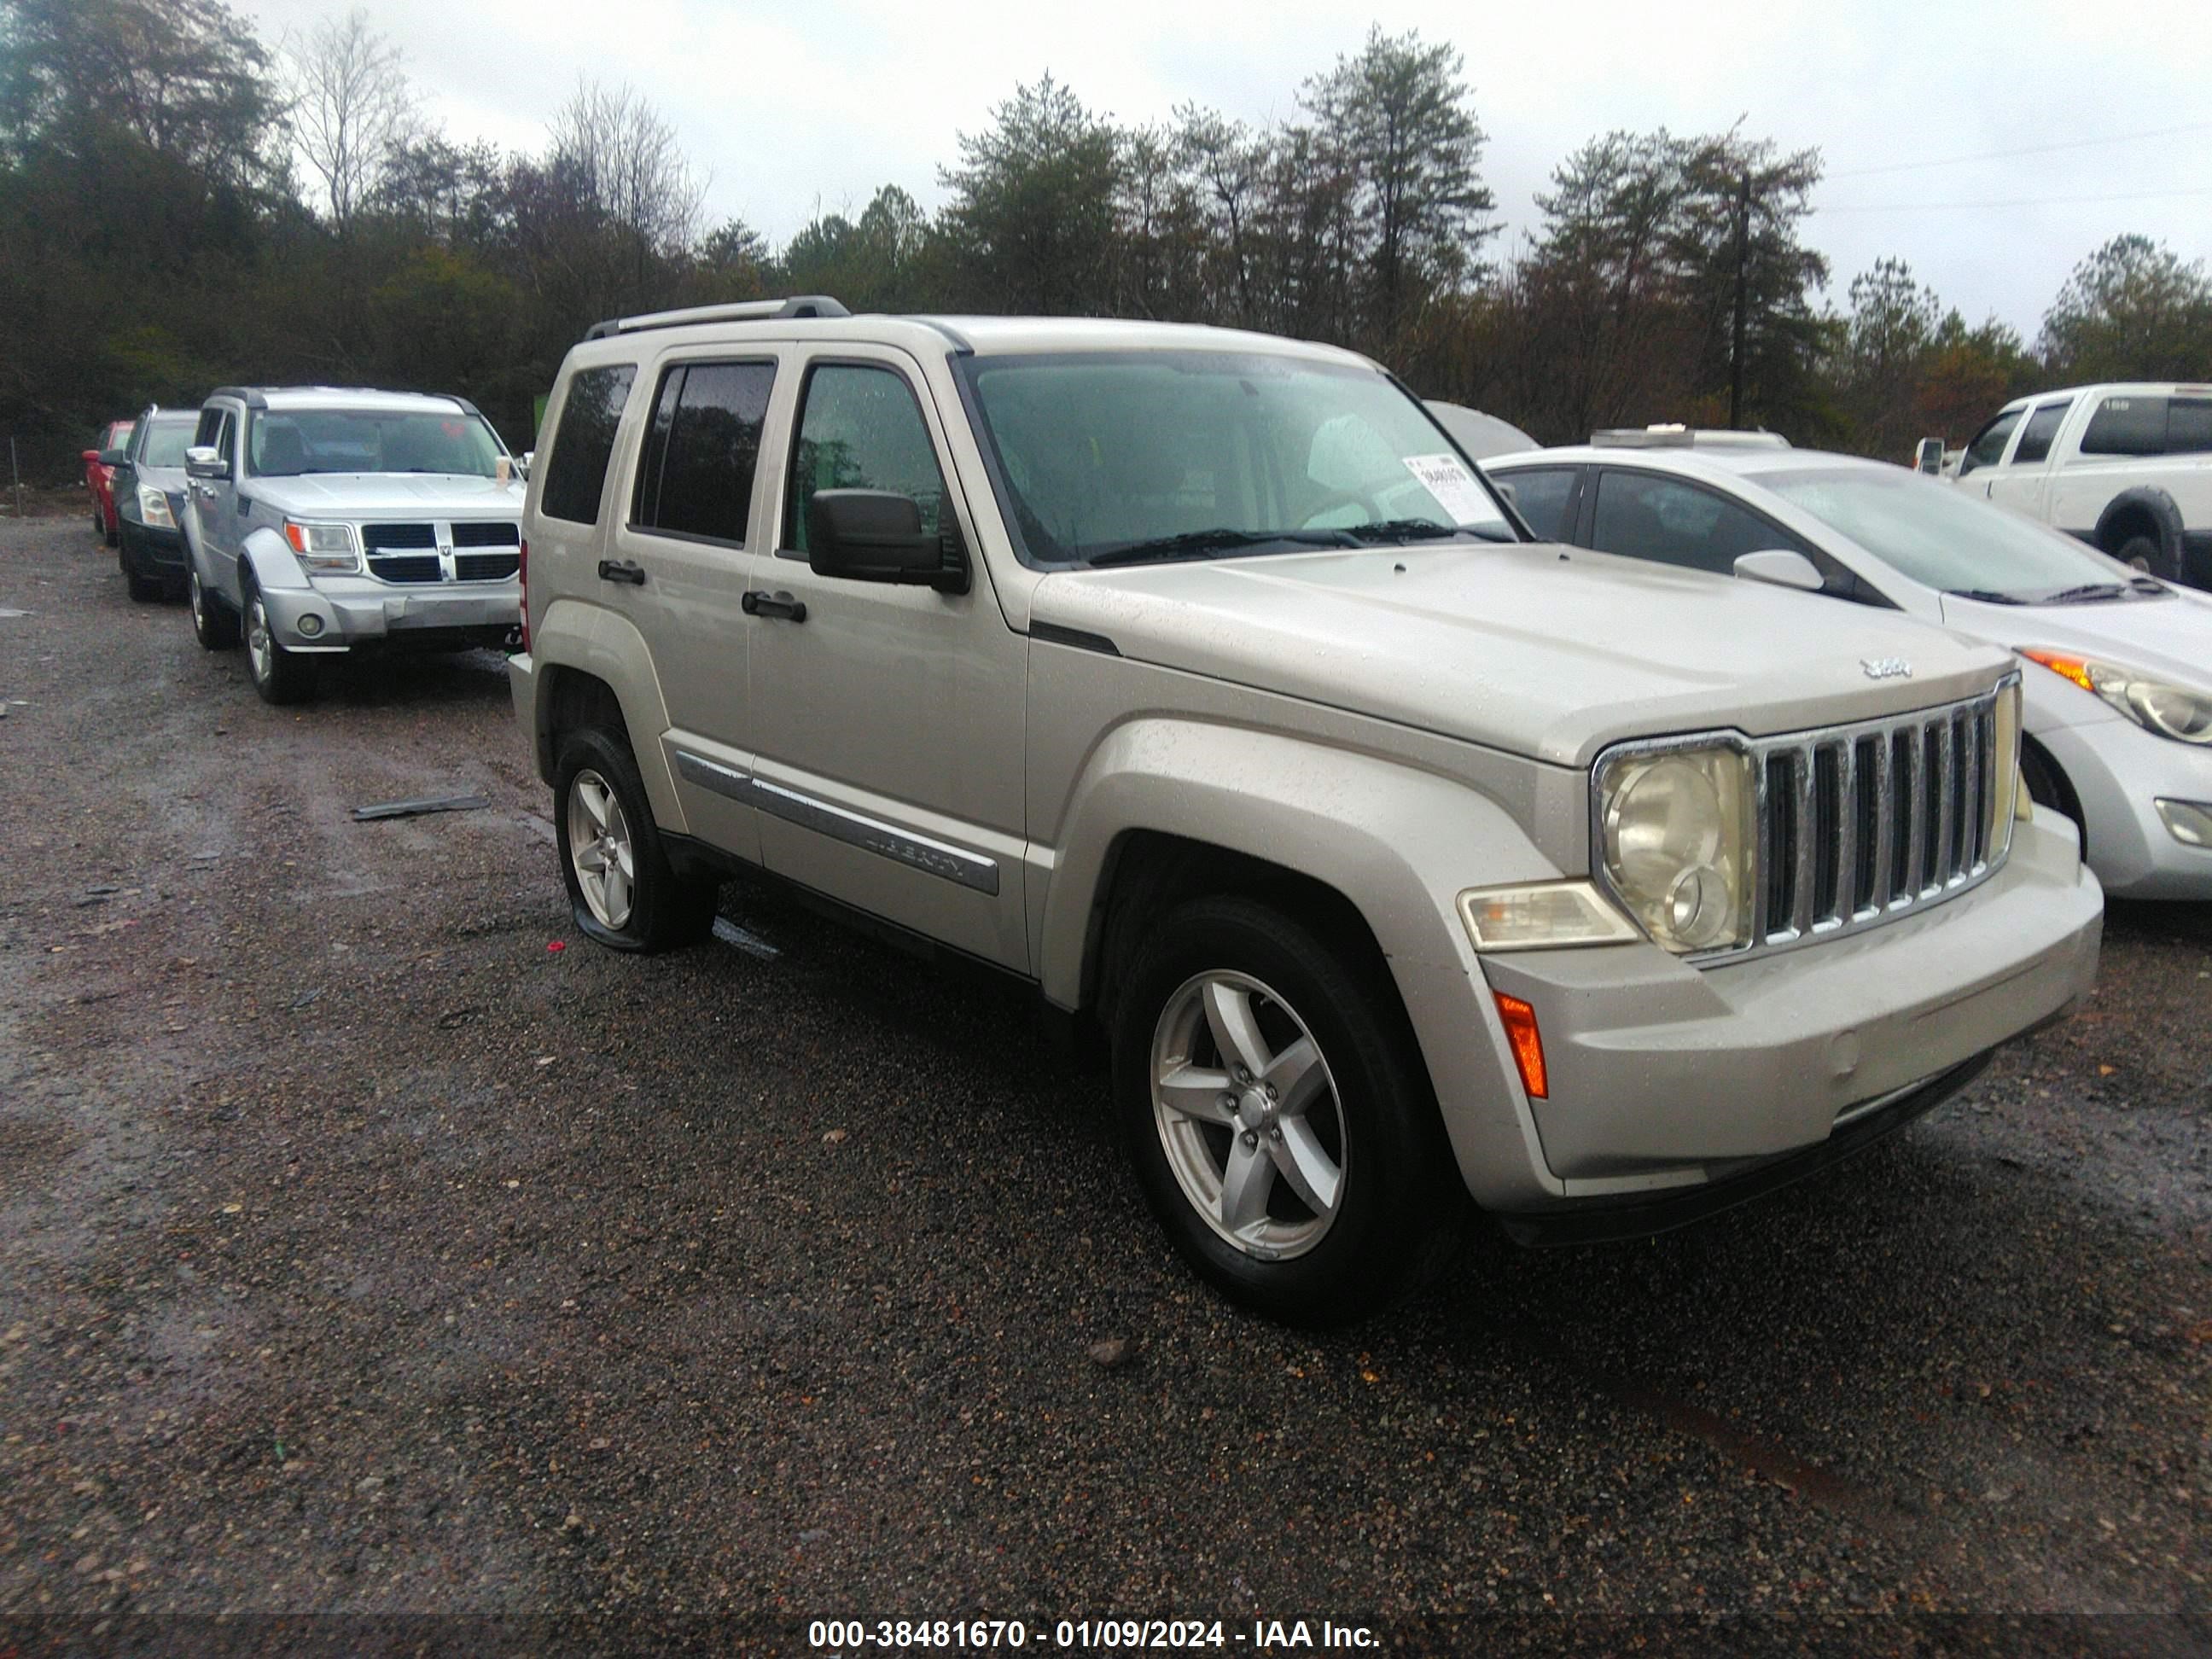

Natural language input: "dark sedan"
[113,407,199,600]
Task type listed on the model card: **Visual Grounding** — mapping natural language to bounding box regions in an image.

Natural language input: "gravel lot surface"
[1,517,2206,1656]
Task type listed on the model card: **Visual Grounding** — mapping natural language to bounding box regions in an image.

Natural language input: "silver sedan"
[1487,439,2212,899]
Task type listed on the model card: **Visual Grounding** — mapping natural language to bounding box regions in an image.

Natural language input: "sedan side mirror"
[184,446,228,480]
[82,448,100,464]
[806,489,967,593]
[1733,549,1827,593]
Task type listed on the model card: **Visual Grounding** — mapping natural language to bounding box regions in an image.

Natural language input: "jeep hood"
[247,474,525,518]
[1032,543,2013,766]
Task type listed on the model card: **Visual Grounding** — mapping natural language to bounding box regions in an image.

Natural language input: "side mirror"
[1733,549,1827,593]
[185,445,227,480]
[806,489,967,593]
[100,448,130,469]
[520,451,535,477]
[82,449,100,464]
[1492,479,1519,509]
[1913,438,1945,475]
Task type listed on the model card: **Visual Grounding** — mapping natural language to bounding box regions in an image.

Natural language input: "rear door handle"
[597,559,646,586]
[741,590,806,622]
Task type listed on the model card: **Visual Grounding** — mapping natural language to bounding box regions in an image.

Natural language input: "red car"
[82,419,135,545]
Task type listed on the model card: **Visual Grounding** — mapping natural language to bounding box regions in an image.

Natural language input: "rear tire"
[189,563,238,649]
[2116,533,2177,582]
[1109,894,1465,1325]
[243,585,317,705]
[552,724,718,952]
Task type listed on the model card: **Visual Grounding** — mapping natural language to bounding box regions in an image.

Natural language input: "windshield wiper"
[2034,582,2131,604]
[1086,527,1351,568]
[1943,587,2027,605]
[1335,519,1470,545]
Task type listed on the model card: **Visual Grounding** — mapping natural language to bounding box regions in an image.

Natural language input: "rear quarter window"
[539,364,637,525]
[2079,395,2166,457]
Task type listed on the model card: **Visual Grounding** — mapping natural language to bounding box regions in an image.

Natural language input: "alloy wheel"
[1150,969,1348,1260]
[566,769,636,929]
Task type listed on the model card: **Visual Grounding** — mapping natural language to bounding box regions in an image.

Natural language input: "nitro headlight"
[2020,649,2212,746]
[284,520,360,573]
[137,484,175,529]
[1595,743,1758,954]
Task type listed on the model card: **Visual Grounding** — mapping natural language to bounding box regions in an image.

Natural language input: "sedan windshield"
[1763,466,2150,603]
[963,351,1517,567]
[248,409,505,479]
[139,417,197,469]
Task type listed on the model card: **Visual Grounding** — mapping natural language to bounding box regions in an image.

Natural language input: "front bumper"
[259,575,521,651]
[123,520,186,570]
[1475,806,2101,1224]
[2038,716,2212,899]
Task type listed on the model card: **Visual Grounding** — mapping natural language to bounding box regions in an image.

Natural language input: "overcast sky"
[235,0,2211,341]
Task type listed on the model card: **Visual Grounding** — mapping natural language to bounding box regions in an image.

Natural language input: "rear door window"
[540,364,637,525]
[1494,467,1579,541]
[2079,394,2166,457]
[632,360,777,544]
[2011,401,2070,464]
[2166,399,2212,457]
[1588,470,1800,576]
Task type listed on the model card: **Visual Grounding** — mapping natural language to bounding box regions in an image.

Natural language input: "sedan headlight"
[137,484,174,529]
[1595,743,1758,953]
[284,519,360,573]
[2019,649,2212,746]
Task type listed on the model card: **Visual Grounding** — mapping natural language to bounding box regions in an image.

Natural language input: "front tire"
[552,725,718,952]
[243,585,317,704]
[1110,895,1464,1325]
[189,563,238,649]
[120,528,162,602]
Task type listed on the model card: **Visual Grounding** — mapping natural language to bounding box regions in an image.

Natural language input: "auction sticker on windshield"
[1403,452,1493,525]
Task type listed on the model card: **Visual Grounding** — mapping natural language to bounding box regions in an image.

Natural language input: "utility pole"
[1728,171,1750,429]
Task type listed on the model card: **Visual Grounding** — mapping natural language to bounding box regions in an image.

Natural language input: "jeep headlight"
[1595,744,1758,954]
[2019,649,2212,747]
[283,519,360,573]
[137,484,175,529]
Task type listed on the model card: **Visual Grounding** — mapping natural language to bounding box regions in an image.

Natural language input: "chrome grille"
[363,521,435,549]
[353,520,523,585]
[1749,684,2013,954]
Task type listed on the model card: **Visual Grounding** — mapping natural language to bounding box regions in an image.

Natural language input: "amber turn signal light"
[1493,992,1549,1100]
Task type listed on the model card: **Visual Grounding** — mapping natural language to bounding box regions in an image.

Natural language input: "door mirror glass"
[807,489,956,587]
[1913,438,1945,475]
[185,445,228,480]
[1732,549,1827,593]
[99,449,130,469]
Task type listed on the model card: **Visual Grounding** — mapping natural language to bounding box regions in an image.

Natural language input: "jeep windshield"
[247,408,507,479]
[1763,466,2168,605]
[962,351,1518,568]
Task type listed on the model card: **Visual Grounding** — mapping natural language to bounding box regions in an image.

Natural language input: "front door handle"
[741,590,806,622]
[597,559,646,586]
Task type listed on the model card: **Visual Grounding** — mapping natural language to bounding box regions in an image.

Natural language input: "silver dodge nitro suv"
[182,386,527,703]
[509,297,2104,1324]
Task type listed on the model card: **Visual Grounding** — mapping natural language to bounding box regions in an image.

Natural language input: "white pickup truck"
[1935,383,2212,589]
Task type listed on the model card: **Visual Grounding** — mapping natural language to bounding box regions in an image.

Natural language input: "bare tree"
[547,79,706,290]
[285,8,413,234]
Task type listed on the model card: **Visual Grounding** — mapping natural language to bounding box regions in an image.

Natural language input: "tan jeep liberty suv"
[509,296,2104,1324]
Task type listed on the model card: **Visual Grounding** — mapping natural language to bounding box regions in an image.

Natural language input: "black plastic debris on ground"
[351,794,491,823]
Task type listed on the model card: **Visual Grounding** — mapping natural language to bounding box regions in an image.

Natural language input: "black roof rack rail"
[582,295,851,341]
[208,386,271,410]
